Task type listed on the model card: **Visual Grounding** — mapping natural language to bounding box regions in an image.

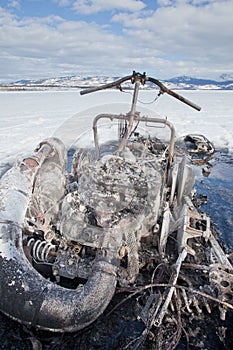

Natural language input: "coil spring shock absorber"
[28,238,57,263]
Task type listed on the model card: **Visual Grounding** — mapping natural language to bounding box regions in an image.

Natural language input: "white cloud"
[157,0,173,6]
[55,0,71,6]
[54,0,71,5]
[112,0,233,76]
[71,0,146,14]
[0,0,233,81]
[7,0,21,10]
[157,0,228,7]
[0,7,134,80]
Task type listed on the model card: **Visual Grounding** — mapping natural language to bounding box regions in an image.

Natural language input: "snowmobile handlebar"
[80,71,201,111]
[80,74,133,95]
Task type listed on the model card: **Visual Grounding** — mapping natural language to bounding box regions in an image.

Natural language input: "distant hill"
[165,75,233,90]
[1,74,233,90]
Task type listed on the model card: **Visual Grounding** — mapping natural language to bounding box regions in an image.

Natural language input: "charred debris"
[0,72,233,349]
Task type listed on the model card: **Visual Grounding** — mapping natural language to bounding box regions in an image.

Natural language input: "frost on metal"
[0,72,232,338]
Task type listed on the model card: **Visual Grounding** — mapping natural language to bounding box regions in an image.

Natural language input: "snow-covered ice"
[0,90,232,167]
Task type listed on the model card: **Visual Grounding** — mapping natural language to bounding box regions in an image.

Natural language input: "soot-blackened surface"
[1,152,233,350]
[1,292,233,349]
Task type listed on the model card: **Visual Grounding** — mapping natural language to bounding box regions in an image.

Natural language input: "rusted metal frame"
[154,247,188,327]
[21,142,54,171]
[209,233,233,269]
[118,79,141,152]
[92,113,175,165]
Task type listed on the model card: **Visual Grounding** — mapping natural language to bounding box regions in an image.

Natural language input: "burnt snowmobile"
[0,72,232,333]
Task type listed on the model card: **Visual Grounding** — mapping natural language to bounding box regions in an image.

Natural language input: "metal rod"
[80,75,132,95]
[146,76,201,111]
[80,72,202,111]
[117,79,141,152]
[154,247,188,327]
[92,113,175,162]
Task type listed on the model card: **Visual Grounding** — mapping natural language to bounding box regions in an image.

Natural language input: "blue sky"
[0,0,233,82]
[3,0,155,24]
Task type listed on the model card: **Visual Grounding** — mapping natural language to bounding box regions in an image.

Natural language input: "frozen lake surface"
[0,89,233,164]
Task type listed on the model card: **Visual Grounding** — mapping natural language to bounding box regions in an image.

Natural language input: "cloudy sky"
[0,0,232,82]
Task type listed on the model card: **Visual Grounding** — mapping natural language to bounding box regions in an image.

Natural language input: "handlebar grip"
[147,77,201,111]
[80,85,107,95]
[166,89,201,111]
[80,75,133,95]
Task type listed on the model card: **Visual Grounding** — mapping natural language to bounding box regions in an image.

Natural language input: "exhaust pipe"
[0,138,118,332]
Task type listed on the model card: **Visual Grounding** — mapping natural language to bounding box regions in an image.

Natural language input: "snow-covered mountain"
[1,74,233,90]
[165,75,233,90]
[219,73,233,81]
